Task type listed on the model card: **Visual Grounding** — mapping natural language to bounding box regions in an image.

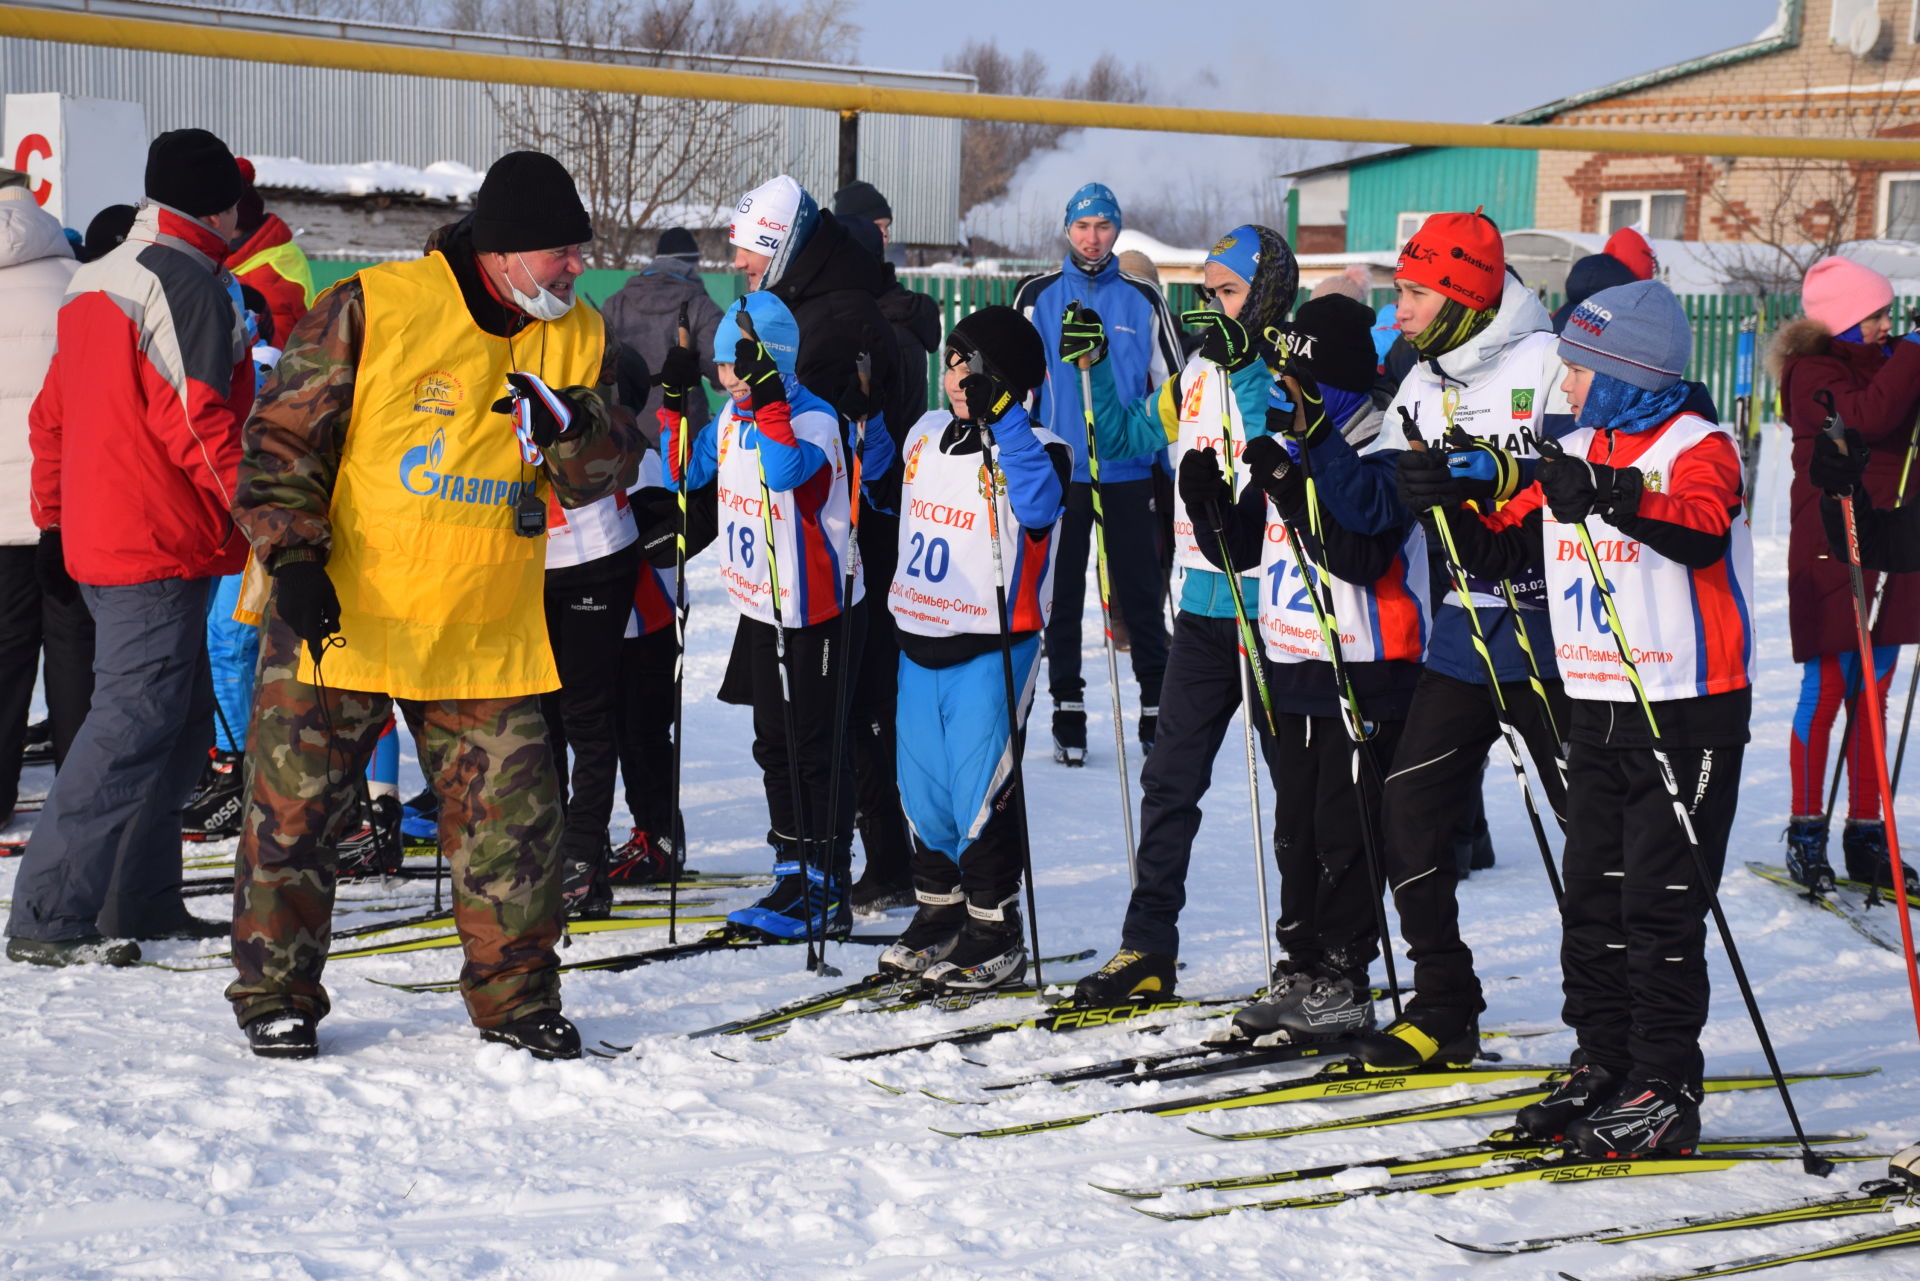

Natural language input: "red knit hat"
[1396,208,1503,310]
[1603,226,1656,281]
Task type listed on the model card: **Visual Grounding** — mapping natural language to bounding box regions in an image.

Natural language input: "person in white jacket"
[0,171,86,830]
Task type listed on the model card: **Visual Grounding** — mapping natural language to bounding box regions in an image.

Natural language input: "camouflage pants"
[225,612,564,1029]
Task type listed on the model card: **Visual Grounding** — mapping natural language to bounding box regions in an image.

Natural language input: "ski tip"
[917,1088,972,1104]
[866,1078,909,1095]
[1434,1233,1525,1256]
[1088,1183,1160,1200]
[1556,1273,1588,1281]
[930,1127,973,1139]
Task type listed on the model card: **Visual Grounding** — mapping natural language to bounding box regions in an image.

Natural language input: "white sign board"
[3,94,147,232]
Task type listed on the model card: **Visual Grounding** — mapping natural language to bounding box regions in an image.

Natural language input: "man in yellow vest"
[227,151,640,1061]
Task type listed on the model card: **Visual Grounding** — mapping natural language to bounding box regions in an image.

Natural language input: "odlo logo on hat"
[1569,301,1613,338]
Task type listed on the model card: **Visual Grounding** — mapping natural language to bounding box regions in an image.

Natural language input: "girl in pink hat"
[1771,255,1920,892]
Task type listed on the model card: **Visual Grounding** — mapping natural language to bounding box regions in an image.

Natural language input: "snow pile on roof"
[1505,229,1920,294]
[1114,228,1206,268]
[245,156,484,203]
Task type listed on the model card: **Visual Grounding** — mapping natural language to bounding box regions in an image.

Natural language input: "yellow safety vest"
[232,238,316,308]
[301,253,605,700]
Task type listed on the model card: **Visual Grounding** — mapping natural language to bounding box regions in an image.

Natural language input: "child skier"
[1177,292,1431,1041]
[1405,279,1752,1156]
[660,291,884,940]
[1771,256,1920,892]
[876,307,1068,990]
[1063,224,1299,1005]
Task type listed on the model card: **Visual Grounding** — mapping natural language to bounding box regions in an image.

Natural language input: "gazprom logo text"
[399,427,532,506]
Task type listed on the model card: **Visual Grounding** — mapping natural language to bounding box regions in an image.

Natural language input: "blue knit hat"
[1205,224,1264,286]
[714,292,800,376]
[1064,182,1122,230]
[1557,280,1691,392]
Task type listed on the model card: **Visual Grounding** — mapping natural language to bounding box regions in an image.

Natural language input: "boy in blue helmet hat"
[658,291,892,940]
[1013,182,1181,765]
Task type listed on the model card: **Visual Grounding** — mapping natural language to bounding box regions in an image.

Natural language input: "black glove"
[1395,448,1459,513]
[635,483,720,568]
[491,371,579,450]
[1240,433,1303,510]
[960,370,1016,427]
[835,368,879,423]
[653,344,703,417]
[1811,428,1869,497]
[1059,303,1107,367]
[1182,309,1255,371]
[34,529,77,605]
[272,558,341,660]
[1537,455,1641,524]
[734,336,785,414]
[1177,446,1231,518]
[1443,428,1523,508]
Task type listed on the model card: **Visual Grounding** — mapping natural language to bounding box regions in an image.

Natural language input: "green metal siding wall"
[1346,148,1538,254]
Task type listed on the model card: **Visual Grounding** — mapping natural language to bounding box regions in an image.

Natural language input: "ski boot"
[182,748,245,841]
[1138,706,1158,757]
[1566,1072,1701,1159]
[337,795,404,879]
[606,829,681,885]
[1843,818,1918,894]
[923,889,1028,992]
[1072,947,1177,1007]
[480,1009,582,1061]
[400,785,440,846]
[727,839,853,942]
[850,872,915,915]
[561,841,614,920]
[1228,959,1314,1040]
[1892,1140,1920,1192]
[1785,814,1836,893]
[21,718,51,767]
[1052,702,1087,766]
[1512,1050,1620,1141]
[245,1010,318,1060]
[1255,969,1377,1044]
[6,934,141,967]
[1352,1002,1480,1071]
[877,881,967,977]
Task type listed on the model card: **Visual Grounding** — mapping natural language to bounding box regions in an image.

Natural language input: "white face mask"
[508,252,575,321]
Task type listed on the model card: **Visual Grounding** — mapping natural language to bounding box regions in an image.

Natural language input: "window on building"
[1603,191,1685,241]
[1396,211,1437,246]
[1883,173,1920,240]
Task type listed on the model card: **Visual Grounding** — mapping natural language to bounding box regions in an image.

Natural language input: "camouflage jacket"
[234,261,640,569]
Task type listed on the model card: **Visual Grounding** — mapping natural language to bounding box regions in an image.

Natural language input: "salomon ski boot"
[182,748,244,841]
[923,890,1028,992]
[1353,1003,1480,1070]
[1843,818,1917,893]
[1566,1073,1701,1158]
[606,829,680,885]
[337,795,404,879]
[1052,702,1087,766]
[1072,947,1178,1007]
[1513,1050,1620,1140]
[877,882,967,977]
[1785,814,1836,893]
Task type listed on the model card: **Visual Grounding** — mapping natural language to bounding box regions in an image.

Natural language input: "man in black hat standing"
[223,150,638,1061]
[6,129,254,966]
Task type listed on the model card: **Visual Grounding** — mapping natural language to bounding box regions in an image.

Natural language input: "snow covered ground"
[2,428,1916,1279]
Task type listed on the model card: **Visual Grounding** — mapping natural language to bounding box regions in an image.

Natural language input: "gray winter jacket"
[0,188,77,545]
[600,257,724,437]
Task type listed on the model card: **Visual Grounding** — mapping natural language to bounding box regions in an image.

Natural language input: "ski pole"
[1236,662,1276,987]
[1208,359,1278,735]
[1892,647,1920,794]
[1819,402,1919,829]
[1813,390,1920,1045]
[820,349,871,926]
[738,309,825,974]
[667,302,691,943]
[975,406,1047,991]
[1539,434,1833,1175]
[1067,307,1138,886]
[1403,410,1565,906]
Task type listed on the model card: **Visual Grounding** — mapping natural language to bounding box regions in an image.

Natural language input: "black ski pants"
[1380,667,1568,1015]
[850,511,913,884]
[720,604,864,863]
[542,552,640,867]
[1560,734,1742,1092]
[0,545,95,814]
[1121,611,1275,956]
[1044,479,1169,713]
[1268,711,1405,983]
[615,622,680,840]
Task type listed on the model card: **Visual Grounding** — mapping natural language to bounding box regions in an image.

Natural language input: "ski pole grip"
[676,301,690,351]
[1397,406,1427,452]
[1814,389,1847,448]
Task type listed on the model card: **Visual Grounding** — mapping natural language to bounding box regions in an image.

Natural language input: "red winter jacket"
[30,203,252,585]
[226,212,312,349]
[1775,317,1920,661]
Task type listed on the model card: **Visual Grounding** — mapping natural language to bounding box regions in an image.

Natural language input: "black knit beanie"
[82,204,137,262]
[832,180,891,223]
[949,305,1046,398]
[1291,294,1381,394]
[144,129,246,218]
[471,151,593,253]
[654,227,699,260]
